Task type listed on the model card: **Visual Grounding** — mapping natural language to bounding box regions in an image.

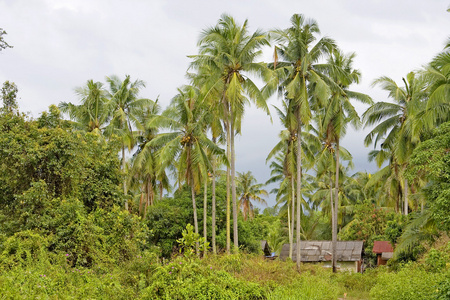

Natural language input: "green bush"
[141,256,266,299]
[0,230,49,268]
[425,248,447,272]
[268,268,339,300]
[370,264,445,300]
[435,272,450,300]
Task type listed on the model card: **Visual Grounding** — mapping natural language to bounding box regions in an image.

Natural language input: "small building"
[260,240,271,256]
[279,241,364,272]
[372,241,394,266]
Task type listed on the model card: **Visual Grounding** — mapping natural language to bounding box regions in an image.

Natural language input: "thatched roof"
[279,241,364,262]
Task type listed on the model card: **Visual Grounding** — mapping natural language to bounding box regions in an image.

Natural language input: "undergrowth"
[1,249,450,299]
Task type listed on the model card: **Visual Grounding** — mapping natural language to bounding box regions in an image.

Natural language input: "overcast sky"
[1,0,449,207]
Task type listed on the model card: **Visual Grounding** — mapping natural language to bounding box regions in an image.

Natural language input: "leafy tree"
[407,121,450,231]
[339,204,401,265]
[0,112,124,216]
[1,81,18,113]
[0,28,12,51]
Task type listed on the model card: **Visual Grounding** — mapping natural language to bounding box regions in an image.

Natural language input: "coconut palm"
[270,14,336,271]
[59,79,109,134]
[189,66,227,255]
[190,14,271,252]
[266,97,318,258]
[104,75,152,210]
[236,171,268,221]
[266,99,297,258]
[423,47,450,126]
[129,99,171,216]
[150,85,224,254]
[319,49,372,272]
[363,72,427,215]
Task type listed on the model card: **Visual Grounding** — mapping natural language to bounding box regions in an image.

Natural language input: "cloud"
[1,0,449,207]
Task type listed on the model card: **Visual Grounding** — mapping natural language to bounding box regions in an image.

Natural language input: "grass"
[1,251,448,299]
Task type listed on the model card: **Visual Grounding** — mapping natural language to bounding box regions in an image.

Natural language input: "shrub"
[141,256,266,299]
[370,264,445,300]
[0,230,49,268]
[268,268,339,300]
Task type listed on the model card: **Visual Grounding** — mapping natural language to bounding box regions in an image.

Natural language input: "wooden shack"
[279,241,364,272]
[372,241,394,266]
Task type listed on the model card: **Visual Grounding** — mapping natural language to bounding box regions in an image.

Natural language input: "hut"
[372,241,394,266]
[279,241,364,272]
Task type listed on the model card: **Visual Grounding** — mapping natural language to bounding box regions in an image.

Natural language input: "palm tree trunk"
[149,178,154,206]
[139,187,145,216]
[404,178,408,215]
[395,192,399,213]
[289,174,295,259]
[212,154,217,255]
[187,146,199,255]
[231,117,238,252]
[330,174,334,221]
[226,116,231,254]
[203,175,208,256]
[330,172,334,268]
[122,146,128,211]
[296,109,302,272]
[191,178,200,255]
[332,140,340,273]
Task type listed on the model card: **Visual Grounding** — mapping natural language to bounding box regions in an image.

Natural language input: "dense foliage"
[1,10,450,298]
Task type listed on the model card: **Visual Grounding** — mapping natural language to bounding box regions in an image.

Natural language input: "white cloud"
[1,0,449,206]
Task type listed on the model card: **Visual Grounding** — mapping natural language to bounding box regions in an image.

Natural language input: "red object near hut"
[373,241,394,266]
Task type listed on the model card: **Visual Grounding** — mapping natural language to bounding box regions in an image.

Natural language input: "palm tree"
[423,47,450,126]
[129,100,171,216]
[236,171,268,220]
[59,79,108,134]
[190,14,271,252]
[319,49,372,272]
[104,75,151,210]
[150,85,224,254]
[266,99,297,258]
[363,72,427,215]
[270,14,336,271]
[188,66,227,255]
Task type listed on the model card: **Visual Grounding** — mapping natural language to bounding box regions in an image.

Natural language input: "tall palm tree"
[266,99,297,258]
[190,14,271,252]
[59,79,108,134]
[270,14,336,271]
[320,49,372,272]
[129,100,170,216]
[423,47,450,126]
[151,85,224,254]
[104,75,151,210]
[236,171,268,220]
[363,72,427,215]
[189,66,226,255]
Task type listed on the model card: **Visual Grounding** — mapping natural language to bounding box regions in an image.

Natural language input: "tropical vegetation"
[1,10,450,299]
